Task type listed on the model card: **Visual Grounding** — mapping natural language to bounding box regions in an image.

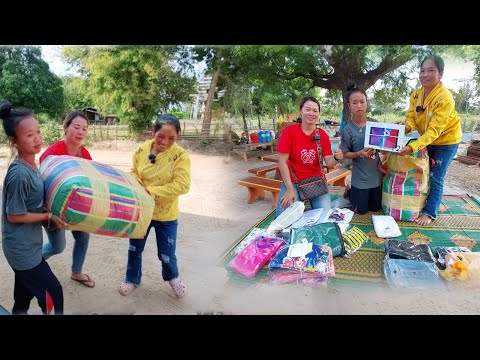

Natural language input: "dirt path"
[0,141,480,314]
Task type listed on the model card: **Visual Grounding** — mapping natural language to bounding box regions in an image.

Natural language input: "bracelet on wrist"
[333,155,339,162]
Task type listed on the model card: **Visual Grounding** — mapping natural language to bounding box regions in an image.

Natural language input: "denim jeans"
[422,144,459,219]
[275,182,331,217]
[42,228,90,274]
[124,219,179,285]
[384,257,445,290]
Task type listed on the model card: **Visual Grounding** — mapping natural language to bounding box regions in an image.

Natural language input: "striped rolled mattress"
[40,155,154,238]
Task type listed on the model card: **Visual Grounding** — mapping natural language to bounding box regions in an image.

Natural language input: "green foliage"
[61,45,196,133]
[169,106,188,119]
[369,70,414,115]
[61,76,94,116]
[194,45,461,122]
[0,46,64,117]
[450,83,477,113]
[41,121,63,146]
[320,89,343,118]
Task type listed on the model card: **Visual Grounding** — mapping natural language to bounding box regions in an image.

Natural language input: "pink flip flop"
[118,281,136,296]
[169,278,186,299]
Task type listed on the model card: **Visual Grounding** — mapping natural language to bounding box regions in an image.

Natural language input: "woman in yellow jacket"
[119,114,191,298]
[398,55,462,226]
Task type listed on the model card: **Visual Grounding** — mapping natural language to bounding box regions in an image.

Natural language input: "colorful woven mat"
[220,187,480,285]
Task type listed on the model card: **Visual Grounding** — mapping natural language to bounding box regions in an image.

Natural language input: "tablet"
[364,122,406,152]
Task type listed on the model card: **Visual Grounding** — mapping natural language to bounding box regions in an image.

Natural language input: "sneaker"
[119,281,136,296]
[169,278,186,299]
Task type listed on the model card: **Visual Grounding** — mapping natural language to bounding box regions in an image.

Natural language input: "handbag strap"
[314,128,326,173]
[288,127,325,182]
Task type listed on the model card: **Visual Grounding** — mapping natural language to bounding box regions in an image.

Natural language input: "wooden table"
[232,141,274,161]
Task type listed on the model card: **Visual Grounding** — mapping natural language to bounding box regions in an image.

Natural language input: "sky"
[41,45,74,76]
[41,45,476,91]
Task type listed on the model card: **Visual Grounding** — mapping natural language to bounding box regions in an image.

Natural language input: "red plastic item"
[250,133,259,143]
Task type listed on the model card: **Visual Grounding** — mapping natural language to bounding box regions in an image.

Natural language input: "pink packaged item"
[269,270,329,286]
[228,236,284,278]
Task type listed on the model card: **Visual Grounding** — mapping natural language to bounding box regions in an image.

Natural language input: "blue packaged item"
[384,257,445,289]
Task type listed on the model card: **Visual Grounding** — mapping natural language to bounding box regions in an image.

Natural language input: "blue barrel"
[258,130,265,143]
[264,130,272,142]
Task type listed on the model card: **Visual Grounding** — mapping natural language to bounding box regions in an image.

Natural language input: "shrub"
[41,121,63,146]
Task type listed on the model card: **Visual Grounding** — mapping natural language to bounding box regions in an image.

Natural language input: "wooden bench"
[238,176,283,207]
[247,164,281,178]
[238,168,351,207]
[325,168,351,187]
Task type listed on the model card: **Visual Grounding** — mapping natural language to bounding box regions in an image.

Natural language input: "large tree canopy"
[194,45,456,125]
[0,46,64,117]
[62,45,196,131]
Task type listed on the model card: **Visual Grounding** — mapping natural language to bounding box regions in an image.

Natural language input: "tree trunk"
[342,90,351,123]
[242,107,249,139]
[257,114,261,130]
[201,68,220,138]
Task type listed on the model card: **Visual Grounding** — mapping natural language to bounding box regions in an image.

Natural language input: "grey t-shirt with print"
[2,160,45,271]
[340,118,383,189]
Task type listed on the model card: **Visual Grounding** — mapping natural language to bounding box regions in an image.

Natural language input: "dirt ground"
[0,137,480,315]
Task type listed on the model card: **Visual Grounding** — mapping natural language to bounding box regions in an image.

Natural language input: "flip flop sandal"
[71,274,95,288]
[169,278,186,299]
[119,281,136,296]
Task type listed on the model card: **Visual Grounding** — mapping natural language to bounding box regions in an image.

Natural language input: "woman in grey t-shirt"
[339,84,384,214]
[1,101,66,315]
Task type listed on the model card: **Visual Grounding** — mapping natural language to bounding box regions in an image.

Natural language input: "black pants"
[12,258,63,315]
[350,185,382,215]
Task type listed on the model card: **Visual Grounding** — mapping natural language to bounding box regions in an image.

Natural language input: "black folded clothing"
[385,239,435,262]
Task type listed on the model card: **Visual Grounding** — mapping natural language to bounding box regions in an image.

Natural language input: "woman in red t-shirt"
[276,96,338,216]
[40,110,95,288]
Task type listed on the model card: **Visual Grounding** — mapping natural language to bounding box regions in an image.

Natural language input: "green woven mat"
[220,188,480,286]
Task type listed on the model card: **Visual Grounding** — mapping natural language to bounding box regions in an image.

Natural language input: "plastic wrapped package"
[341,226,368,256]
[290,223,344,257]
[384,257,445,289]
[385,239,436,262]
[325,208,354,224]
[234,228,270,254]
[384,239,444,289]
[372,215,402,238]
[228,235,284,278]
[330,197,351,209]
[40,155,154,238]
[442,252,480,283]
[268,269,330,286]
[432,246,471,269]
[267,201,305,233]
[287,208,324,230]
[269,244,335,276]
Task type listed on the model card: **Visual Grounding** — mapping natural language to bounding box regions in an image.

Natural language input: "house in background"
[81,107,119,125]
